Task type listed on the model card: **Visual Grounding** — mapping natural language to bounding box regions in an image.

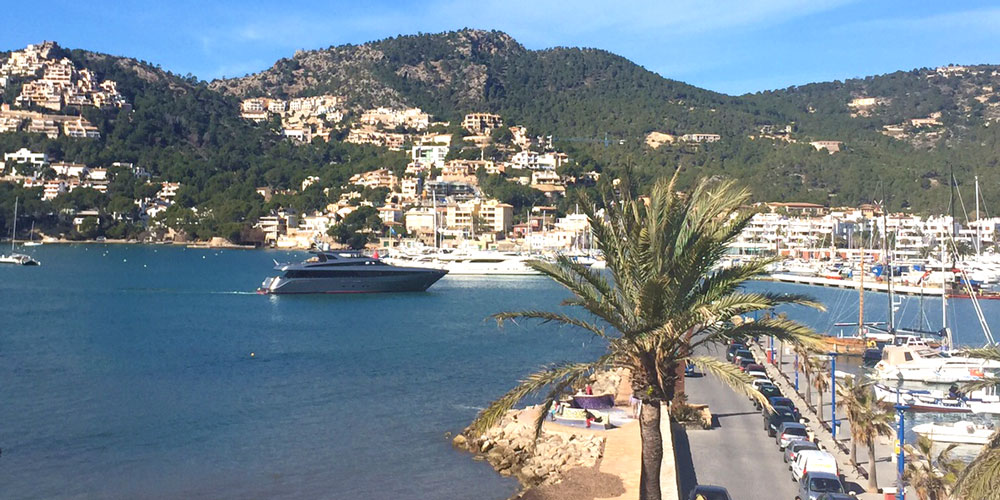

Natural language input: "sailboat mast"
[882,200,894,332]
[975,174,981,255]
[11,196,18,253]
[859,224,865,338]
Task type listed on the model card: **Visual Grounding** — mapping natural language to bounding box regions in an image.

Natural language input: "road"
[678,358,801,500]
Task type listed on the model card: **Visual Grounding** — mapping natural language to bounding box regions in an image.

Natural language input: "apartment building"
[462,113,502,134]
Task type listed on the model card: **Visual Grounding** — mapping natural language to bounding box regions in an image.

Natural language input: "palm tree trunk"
[805,375,812,407]
[639,400,663,500]
[817,393,824,423]
[868,440,878,492]
[850,438,857,465]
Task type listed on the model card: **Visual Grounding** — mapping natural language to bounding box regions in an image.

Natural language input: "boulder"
[451,434,468,450]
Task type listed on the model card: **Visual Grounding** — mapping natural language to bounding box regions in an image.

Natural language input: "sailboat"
[1,197,40,266]
[23,221,42,246]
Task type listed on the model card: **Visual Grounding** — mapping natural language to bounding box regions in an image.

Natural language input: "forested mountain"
[3,29,1000,241]
[212,29,1000,212]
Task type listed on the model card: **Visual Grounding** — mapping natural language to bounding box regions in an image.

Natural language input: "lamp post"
[794,351,799,392]
[829,352,838,440]
[895,376,908,500]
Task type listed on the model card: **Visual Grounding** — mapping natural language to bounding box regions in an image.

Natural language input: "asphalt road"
[678,363,802,500]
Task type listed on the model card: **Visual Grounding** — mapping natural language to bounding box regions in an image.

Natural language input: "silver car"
[796,471,850,500]
[784,440,819,465]
[776,421,809,450]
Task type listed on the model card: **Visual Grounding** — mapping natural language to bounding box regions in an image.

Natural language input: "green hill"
[2,30,1000,241]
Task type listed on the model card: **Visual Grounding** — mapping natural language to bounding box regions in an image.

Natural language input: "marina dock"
[759,273,944,296]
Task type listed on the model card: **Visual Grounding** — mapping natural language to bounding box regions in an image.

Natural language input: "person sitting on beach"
[585,384,593,395]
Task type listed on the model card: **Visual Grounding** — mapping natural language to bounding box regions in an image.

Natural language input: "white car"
[751,378,773,390]
[747,370,769,380]
[791,449,839,482]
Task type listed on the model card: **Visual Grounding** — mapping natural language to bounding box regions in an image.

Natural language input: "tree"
[470,173,823,500]
[328,206,383,249]
[809,357,830,424]
[954,429,1000,499]
[954,347,1000,499]
[846,385,894,492]
[835,376,868,465]
[904,435,962,500]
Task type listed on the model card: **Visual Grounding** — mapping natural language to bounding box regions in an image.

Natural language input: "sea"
[1,245,996,499]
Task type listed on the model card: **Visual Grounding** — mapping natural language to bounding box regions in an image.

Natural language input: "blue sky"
[2,1,999,95]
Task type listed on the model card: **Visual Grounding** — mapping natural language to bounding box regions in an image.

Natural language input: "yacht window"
[904,352,914,362]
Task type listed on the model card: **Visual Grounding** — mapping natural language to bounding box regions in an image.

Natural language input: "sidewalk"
[752,340,914,499]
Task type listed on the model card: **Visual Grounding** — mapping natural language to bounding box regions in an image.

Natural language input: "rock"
[451,434,468,449]
[480,439,493,453]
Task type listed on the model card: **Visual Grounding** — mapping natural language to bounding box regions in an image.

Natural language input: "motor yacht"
[912,421,995,445]
[385,248,543,276]
[257,250,447,294]
[873,345,1000,384]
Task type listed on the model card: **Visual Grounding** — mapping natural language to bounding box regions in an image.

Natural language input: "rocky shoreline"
[453,406,607,488]
[453,368,633,496]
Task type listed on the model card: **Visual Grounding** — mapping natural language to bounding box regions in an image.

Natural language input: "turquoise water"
[1,245,996,499]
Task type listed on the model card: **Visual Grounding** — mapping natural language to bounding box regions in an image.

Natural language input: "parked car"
[725,343,746,362]
[764,408,797,436]
[732,349,753,365]
[814,493,854,500]
[747,370,769,381]
[776,422,809,450]
[767,397,801,420]
[751,378,774,391]
[784,440,819,464]
[754,384,783,408]
[688,484,732,500]
[744,362,766,373]
[738,358,758,371]
[795,471,848,500]
[791,450,839,482]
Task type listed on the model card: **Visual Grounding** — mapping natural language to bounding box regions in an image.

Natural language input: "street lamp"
[828,352,839,440]
[794,350,799,392]
[895,375,909,500]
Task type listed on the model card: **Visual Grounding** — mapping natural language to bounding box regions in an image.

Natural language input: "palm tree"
[835,376,870,465]
[809,356,830,423]
[470,174,824,500]
[794,343,815,401]
[953,428,1000,500]
[904,435,962,500]
[848,388,895,492]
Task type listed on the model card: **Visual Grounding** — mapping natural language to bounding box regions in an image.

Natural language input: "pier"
[760,273,944,296]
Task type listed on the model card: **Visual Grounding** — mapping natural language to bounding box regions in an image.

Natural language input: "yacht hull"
[259,270,446,294]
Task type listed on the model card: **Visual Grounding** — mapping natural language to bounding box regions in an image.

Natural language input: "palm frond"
[687,355,768,409]
[469,360,600,435]
[492,310,609,339]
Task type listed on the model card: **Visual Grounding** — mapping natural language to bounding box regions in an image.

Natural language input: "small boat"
[912,421,995,445]
[22,222,41,246]
[872,384,972,413]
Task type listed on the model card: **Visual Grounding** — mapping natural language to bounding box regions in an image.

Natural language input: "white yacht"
[1,197,40,266]
[912,421,996,445]
[873,345,1000,384]
[385,248,543,276]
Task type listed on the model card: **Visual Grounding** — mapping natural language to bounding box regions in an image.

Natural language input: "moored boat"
[912,421,995,445]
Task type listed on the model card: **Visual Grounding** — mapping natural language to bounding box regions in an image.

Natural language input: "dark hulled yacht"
[258,250,447,294]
